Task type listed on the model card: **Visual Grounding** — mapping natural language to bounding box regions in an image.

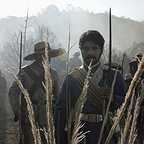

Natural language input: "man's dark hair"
[79,30,105,49]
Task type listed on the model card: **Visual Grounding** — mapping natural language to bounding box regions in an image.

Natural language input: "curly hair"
[79,30,105,49]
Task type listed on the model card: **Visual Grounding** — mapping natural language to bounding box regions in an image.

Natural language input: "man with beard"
[55,30,125,144]
[9,41,64,144]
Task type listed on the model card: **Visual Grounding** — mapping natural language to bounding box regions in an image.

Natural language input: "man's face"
[80,41,103,66]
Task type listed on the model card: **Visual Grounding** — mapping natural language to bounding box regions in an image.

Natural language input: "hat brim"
[24,48,64,61]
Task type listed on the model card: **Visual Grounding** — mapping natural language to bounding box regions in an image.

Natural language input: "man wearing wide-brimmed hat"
[9,41,64,144]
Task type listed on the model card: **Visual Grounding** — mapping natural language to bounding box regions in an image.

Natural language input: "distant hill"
[0,5,144,53]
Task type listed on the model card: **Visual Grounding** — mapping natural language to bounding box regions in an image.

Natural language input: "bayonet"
[19,31,24,144]
[19,32,23,72]
[109,8,112,70]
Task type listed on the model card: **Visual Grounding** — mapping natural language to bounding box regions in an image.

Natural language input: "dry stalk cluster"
[42,41,56,144]
[105,54,144,144]
[71,60,93,144]
[15,78,41,144]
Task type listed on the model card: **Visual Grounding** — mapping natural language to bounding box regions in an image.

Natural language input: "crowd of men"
[1,30,143,144]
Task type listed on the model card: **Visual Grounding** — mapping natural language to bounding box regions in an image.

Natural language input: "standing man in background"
[9,41,64,144]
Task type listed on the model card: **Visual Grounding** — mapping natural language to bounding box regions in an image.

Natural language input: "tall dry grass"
[42,41,56,144]
[105,54,144,144]
[15,76,41,144]
[70,60,93,144]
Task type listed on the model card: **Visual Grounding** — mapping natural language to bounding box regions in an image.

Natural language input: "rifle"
[66,24,71,144]
[121,53,126,76]
[19,32,23,72]
[19,32,24,144]
[109,8,112,71]
[98,8,113,144]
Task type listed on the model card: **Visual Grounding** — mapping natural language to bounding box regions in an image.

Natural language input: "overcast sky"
[0,0,144,21]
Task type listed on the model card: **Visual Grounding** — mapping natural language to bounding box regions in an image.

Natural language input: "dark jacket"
[9,61,60,144]
[55,65,126,144]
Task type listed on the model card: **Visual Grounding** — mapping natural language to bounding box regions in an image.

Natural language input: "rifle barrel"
[19,32,23,72]
[109,8,112,70]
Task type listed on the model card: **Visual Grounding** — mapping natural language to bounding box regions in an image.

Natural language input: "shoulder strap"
[70,68,110,107]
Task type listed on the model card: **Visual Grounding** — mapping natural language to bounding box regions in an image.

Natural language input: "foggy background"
[0,5,144,75]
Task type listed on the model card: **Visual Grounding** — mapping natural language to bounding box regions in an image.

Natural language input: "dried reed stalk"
[128,95,144,144]
[42,41,55,144]
[70,60,92,144]
[120,88,136,144]
[105,55,144,144]
[15,77,41,144]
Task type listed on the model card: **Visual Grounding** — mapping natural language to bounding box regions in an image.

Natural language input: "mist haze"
[0,5,144,53]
